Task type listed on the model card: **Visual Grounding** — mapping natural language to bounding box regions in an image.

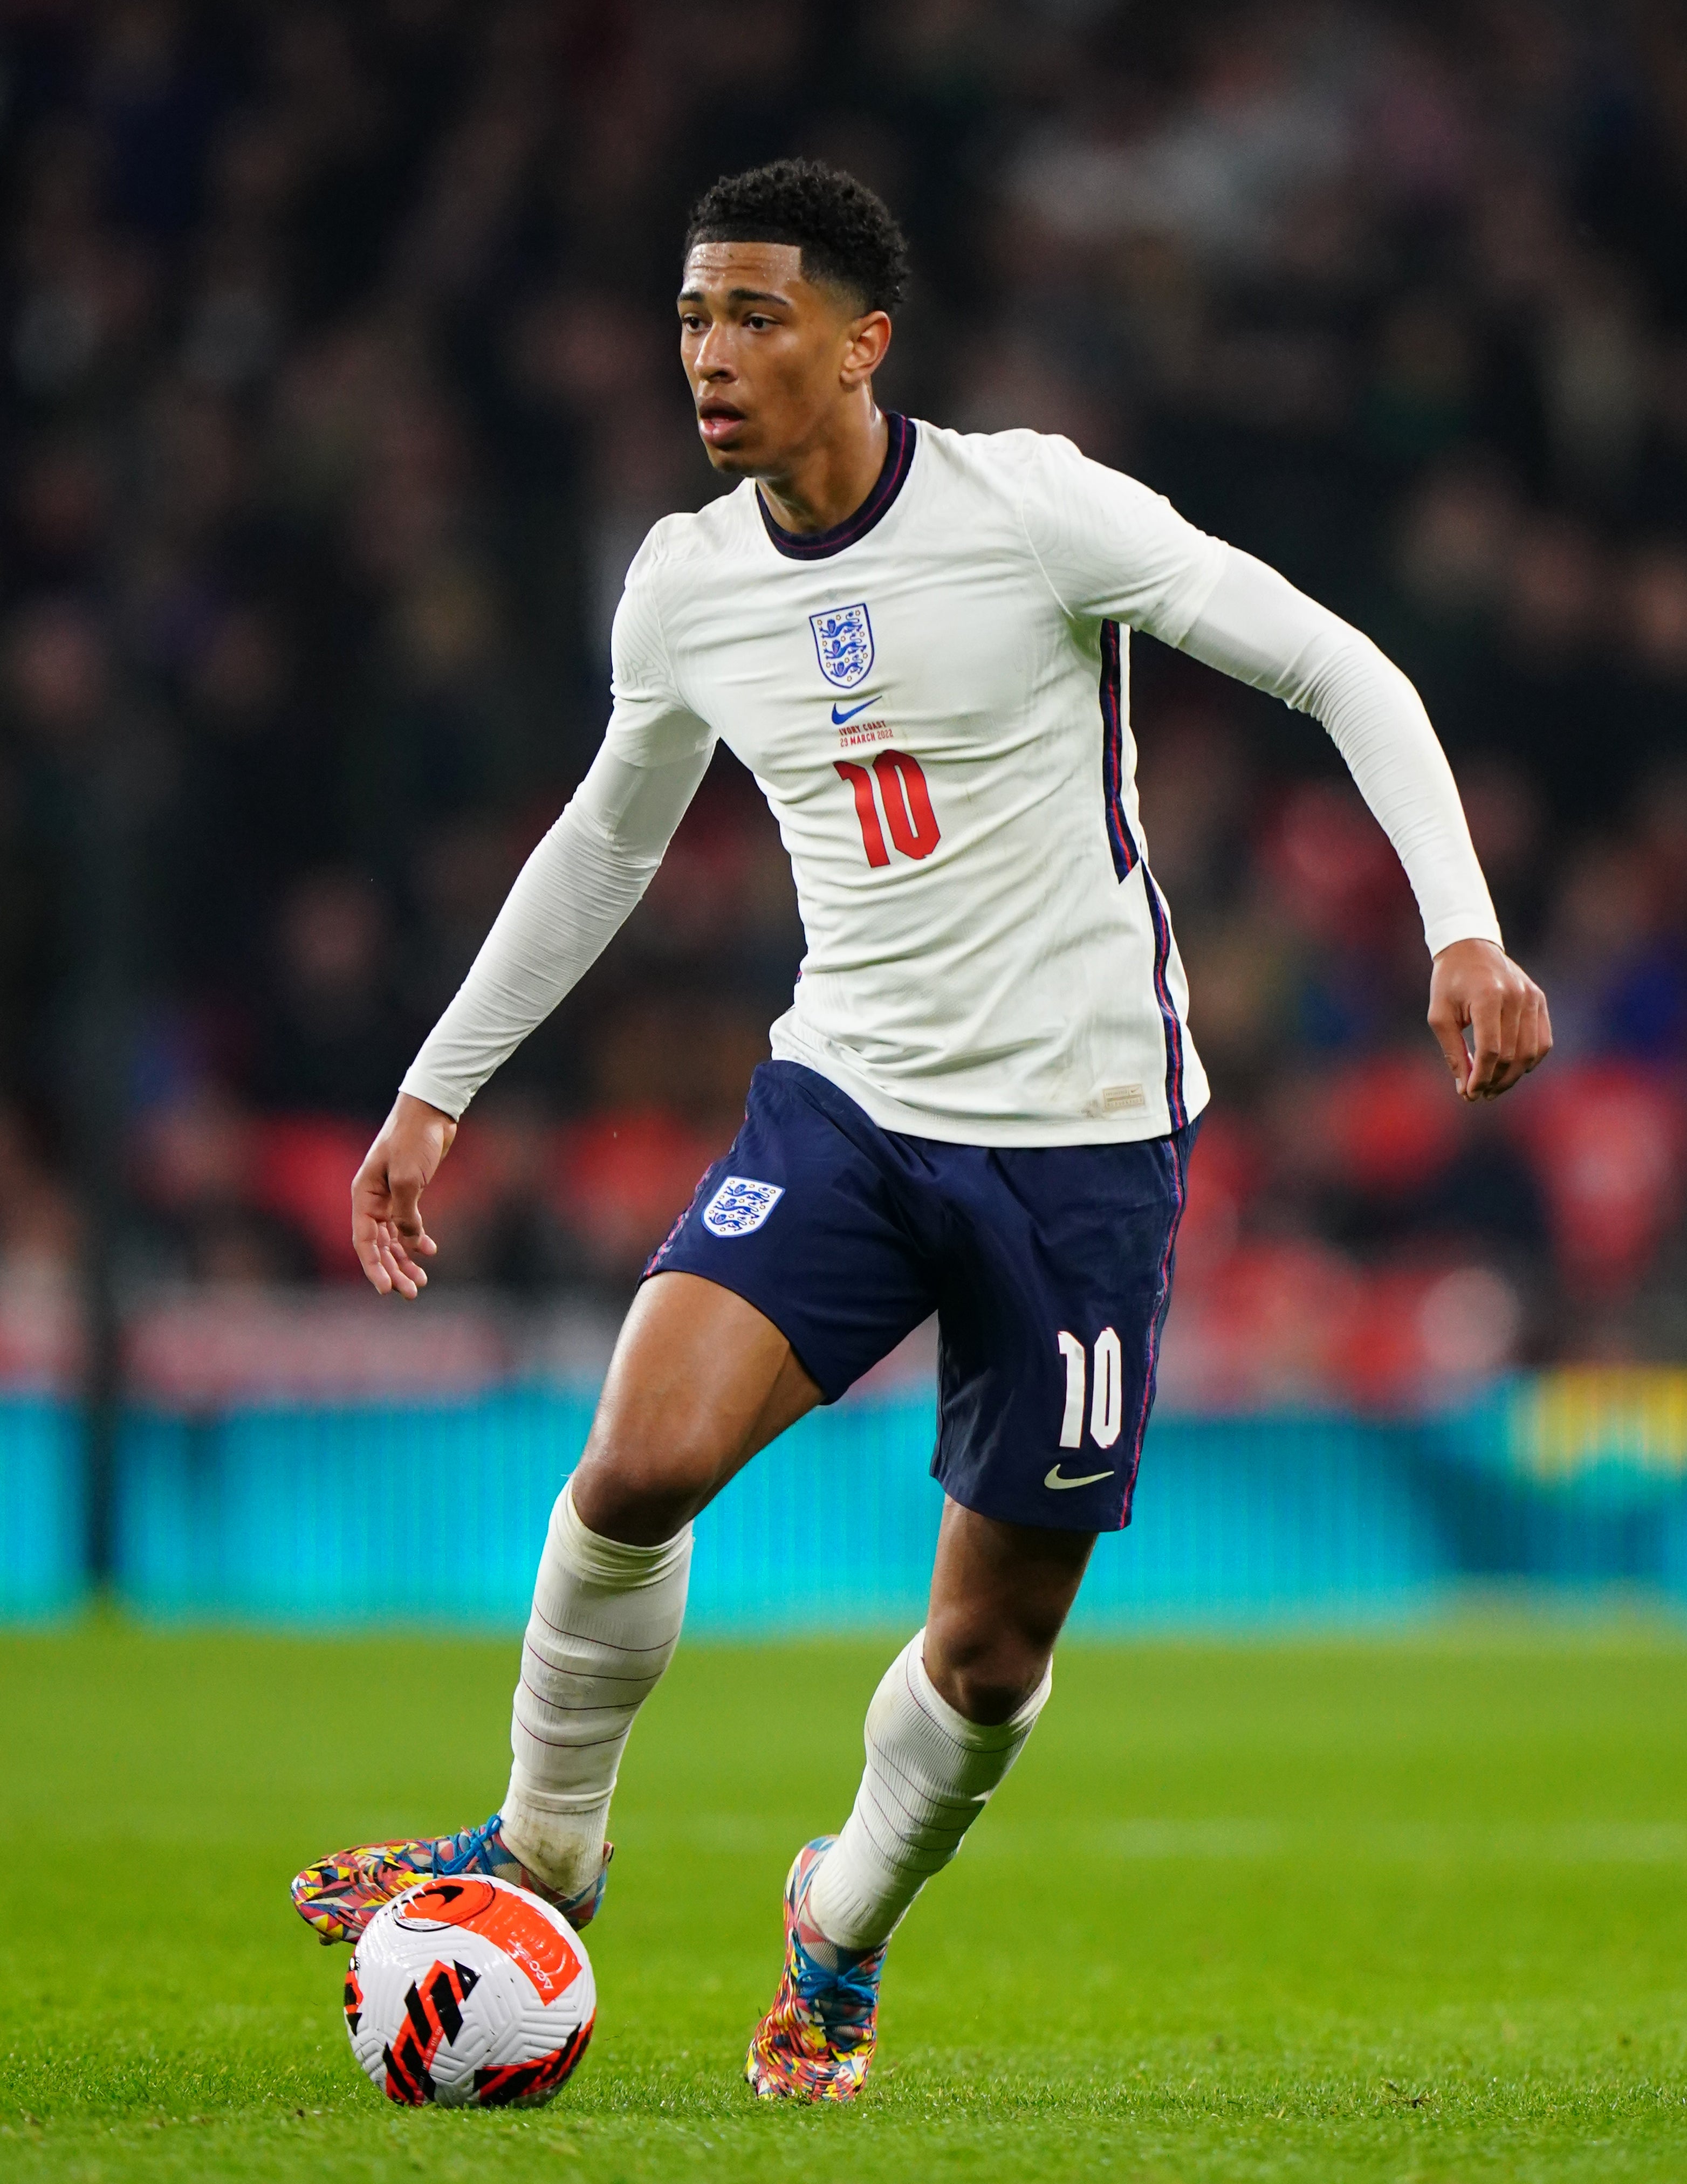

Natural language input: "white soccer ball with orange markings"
[342,1874,595,2107]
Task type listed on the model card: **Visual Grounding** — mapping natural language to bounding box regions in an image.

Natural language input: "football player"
[293,160,1549,2101]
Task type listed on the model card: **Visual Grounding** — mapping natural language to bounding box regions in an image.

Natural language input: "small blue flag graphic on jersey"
[810,603,874,690]
[702,1176,785,1238]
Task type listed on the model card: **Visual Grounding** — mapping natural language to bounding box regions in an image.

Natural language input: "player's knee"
[570,1463,703,1546]
[925,1626,1051,1726]
[570,1416,731,1544]
[952,1667,1043,1726]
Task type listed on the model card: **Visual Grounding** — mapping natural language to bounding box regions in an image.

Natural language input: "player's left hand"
[1427,937,1552,1102]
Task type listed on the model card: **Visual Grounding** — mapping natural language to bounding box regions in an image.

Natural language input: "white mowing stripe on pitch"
[664,1816,1687,1863]
[967,1819,1687,1865]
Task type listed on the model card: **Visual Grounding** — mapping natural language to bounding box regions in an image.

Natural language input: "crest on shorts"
[702,1175,785,1238]
[810,603,874,690]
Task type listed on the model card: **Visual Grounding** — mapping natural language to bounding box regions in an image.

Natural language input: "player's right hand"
[351,1092,458,1298]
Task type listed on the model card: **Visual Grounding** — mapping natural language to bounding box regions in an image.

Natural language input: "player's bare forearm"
[351,1090,458,1297]
[1427,937,1552,1102]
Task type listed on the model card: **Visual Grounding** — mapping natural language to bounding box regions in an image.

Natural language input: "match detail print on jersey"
[701,1177,786,1238]
[835,752,940,868]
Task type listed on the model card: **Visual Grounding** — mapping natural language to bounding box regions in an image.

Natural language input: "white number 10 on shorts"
[1055,1328,1123,1450]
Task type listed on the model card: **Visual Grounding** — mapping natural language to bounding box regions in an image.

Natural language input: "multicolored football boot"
[744,1836,887,2102]
[290,1813,611,1946]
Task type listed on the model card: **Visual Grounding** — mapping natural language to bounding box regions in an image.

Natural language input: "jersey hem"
[768,1021,1211,1148]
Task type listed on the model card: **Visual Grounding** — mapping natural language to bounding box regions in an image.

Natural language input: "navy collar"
[756,414,916,560]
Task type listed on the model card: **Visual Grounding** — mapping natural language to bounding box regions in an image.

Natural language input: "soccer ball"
[343,1874,595,2107]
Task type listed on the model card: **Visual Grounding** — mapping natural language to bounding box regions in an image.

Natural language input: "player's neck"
[755,399,889,537]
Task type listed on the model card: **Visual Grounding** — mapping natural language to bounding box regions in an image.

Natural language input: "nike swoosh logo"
[1044,1464,1116,1490]
[831,697,875,724]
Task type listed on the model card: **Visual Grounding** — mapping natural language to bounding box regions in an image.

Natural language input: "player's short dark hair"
[684,159,909,315]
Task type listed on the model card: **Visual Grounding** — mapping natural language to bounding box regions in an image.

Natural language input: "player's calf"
[806,1629,1051,1948]
[747,1630,1051,2100]
[502,1480,692,1898]
[293,1478,690,1949]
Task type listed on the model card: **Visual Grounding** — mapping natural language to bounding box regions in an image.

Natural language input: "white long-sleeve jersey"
[403,416,1501,1144]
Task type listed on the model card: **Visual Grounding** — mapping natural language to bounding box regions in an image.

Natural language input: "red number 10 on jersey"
[835,751,941,868]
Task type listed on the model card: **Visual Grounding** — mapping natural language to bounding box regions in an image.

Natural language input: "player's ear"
[840,310,891,390]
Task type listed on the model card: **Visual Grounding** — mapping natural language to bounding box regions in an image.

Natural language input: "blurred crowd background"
[2,0,1685,1407]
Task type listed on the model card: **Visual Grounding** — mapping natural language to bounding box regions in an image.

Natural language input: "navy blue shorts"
[646,1062,1197,1533]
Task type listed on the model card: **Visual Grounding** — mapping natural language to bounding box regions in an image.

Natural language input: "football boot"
[290,1812,611,1945]
[744,1836,887,2102]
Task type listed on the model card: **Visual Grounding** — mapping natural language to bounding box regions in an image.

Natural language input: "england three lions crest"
[810,603,874,690]
[702,1176,785,1238]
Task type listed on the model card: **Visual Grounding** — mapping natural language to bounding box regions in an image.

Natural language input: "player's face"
[678,242,886,475]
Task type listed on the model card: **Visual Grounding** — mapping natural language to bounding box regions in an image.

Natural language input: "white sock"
[806,1629,1051,1952]
[499,1480,691,1897]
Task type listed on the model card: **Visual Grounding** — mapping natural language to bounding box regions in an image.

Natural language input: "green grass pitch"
[3,1618,1687,2181]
